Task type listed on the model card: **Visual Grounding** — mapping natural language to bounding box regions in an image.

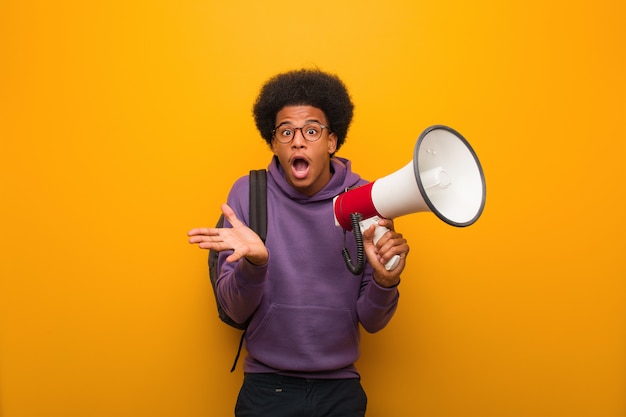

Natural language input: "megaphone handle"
[358,216,401,271]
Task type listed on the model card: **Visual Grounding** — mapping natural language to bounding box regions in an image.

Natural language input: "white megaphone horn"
[333,125,486,274]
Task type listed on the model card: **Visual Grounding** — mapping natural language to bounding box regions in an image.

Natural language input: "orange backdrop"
[1,1,625,416]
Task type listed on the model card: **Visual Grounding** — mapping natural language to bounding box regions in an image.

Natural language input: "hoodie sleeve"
[214,176,269,325]
[217,251,269,324]
[356,266,400,333]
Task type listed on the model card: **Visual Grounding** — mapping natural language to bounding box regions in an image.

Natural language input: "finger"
[225,251,244,263]
[375,233,407,257]
[188,227,222,242]
[189,234,212,244]
[221,203,245,228]
[193,238,230,251]
[188,229,226,244]
[375,229,404,247]
[187,227,212,236]
[379,235,408,254]
[361,224,376,244]
[377,217,395,231]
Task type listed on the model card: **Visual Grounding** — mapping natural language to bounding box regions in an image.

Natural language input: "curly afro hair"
[253,69,354,153]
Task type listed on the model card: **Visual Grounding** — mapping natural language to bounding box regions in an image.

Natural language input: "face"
[271,105,337,197]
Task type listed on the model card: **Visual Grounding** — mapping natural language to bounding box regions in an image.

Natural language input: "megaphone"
[333,125,486,274]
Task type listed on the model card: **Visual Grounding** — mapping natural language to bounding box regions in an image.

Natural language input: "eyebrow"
[275,119,325,127]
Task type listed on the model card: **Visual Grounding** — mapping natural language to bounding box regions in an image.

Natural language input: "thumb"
[361,223,376,246]
[221,203,244,228]
[361,223,383,266]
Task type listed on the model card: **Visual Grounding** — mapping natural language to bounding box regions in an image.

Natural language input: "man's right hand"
[187,203,269,265]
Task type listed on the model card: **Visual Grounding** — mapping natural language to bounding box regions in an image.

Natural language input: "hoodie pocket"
[246,303,360,372]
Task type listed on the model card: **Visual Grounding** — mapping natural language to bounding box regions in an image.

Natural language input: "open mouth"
[292,158,310,179]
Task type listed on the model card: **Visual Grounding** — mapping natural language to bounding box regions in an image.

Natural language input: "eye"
[279,127,293,137]
[305,126,319,136]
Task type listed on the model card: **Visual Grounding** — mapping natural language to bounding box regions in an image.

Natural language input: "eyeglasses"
[272,122,329,144]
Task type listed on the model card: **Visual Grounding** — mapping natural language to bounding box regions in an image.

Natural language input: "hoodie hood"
[267,155,365,203]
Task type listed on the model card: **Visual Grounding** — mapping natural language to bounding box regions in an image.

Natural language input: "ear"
[328,133,338,154]
[271,138,278,154]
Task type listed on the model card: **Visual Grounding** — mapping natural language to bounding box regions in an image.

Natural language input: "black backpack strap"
[231,329,246,373]
[230,169,267,372]
[248,169,267,242]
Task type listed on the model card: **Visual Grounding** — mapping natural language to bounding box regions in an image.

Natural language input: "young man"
[188,69,410,417]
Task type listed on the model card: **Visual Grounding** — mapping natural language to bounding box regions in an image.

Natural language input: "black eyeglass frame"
[272,122,329,144]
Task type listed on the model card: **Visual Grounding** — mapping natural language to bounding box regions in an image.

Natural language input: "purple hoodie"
[217,156,399,378]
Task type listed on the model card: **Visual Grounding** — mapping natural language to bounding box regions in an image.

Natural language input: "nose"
[291,128,307,147]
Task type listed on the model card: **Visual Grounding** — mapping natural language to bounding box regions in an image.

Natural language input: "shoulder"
[225,174,252,215]
[231,174,251,190]
[332,156,368,186]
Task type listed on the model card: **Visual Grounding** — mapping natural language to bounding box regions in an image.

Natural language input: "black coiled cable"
[342,212,365,275]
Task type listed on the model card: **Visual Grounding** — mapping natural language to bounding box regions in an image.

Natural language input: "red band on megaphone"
[334,182,382,231]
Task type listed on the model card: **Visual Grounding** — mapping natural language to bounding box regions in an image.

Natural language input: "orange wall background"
[1,1,625,416]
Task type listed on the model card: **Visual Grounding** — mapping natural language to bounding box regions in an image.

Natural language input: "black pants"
[235,373,367,417]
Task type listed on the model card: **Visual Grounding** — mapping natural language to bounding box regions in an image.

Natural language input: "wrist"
[374,274,400,288]
[245,249,269,266]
